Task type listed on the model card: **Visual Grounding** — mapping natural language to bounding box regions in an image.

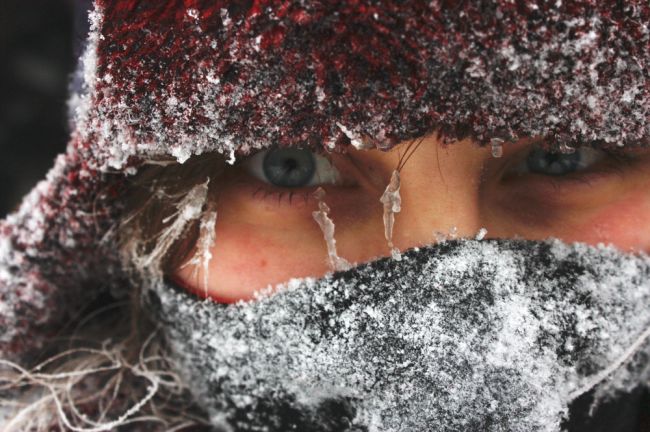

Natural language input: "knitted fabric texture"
[152,239,650,431]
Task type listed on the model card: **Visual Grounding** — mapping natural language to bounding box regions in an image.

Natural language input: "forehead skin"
[90,0,650,167]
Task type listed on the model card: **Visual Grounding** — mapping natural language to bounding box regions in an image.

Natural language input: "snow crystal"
[220,8,231,27]
[66,2,649,173]
[315,86,326,103]
[433,231,448,243]
[152,239,650,431]
[71,5,102,138]
[335,122,373,150]
[475,227,488,241]
[166,96,179,108]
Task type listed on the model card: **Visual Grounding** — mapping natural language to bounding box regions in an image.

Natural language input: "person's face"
[173,134,650,302]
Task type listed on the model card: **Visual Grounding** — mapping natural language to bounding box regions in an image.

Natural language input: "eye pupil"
[263,148,316,187]
[283,159,298,172]
[527,148,581,176]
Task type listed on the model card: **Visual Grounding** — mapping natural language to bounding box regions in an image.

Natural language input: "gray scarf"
[148,239,650,431]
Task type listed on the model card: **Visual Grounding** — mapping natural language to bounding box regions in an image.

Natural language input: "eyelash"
[503,149,638,203]
[251,185,315,206]
[551,151,633,177]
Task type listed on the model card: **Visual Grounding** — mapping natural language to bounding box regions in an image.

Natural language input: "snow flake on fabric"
[68,0,650,171]
[152,239,650,432]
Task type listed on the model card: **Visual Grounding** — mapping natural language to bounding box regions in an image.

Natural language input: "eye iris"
[263,148,316,187]
[526,148,581,176]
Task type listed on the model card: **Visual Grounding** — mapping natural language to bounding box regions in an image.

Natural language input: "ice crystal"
[433,231,448,243]
[490,138,504,158]
[312,188,351,272]
[380,170,402,260]
[335,122,374,151]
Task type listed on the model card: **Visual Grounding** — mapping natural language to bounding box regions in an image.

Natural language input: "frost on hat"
[1,0,650,361]
[89,0,650,167]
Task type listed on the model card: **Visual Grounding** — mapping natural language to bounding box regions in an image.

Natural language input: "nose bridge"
[393,141,486,247]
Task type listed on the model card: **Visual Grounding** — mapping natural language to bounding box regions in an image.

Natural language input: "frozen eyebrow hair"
[117,154,226,278]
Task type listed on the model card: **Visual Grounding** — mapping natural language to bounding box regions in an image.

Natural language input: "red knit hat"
[1,0,649,361]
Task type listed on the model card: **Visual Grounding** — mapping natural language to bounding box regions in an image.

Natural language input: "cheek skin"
[175,218,332,303]
[486,158,650,253]
[174,174,389,302]
[579,193,650,252]
[548,170,650,251]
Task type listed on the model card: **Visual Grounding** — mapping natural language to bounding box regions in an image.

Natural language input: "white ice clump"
[433,231,448,243]
[475,227,488,240]
[380,170,402,261]
[335,122,374,150]
[312,187,351,272]
[226,149,236,165]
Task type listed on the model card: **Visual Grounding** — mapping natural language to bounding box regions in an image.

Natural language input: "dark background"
[0,1,81,217]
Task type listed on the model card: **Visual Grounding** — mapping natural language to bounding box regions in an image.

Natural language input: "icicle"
[490,138,504,158]
[380,170,402,260]
[475,227,488,241]
[181,204,218,297]
[312,188,351,272]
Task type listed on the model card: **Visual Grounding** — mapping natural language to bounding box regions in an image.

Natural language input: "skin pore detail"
[172,134,650,303]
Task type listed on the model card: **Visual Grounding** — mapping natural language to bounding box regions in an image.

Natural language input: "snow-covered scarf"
[153,239,650,431]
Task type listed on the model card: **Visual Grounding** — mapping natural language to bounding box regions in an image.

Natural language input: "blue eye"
[262,147,315,187]
[244,147,341,188]
[523,147,605,176]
